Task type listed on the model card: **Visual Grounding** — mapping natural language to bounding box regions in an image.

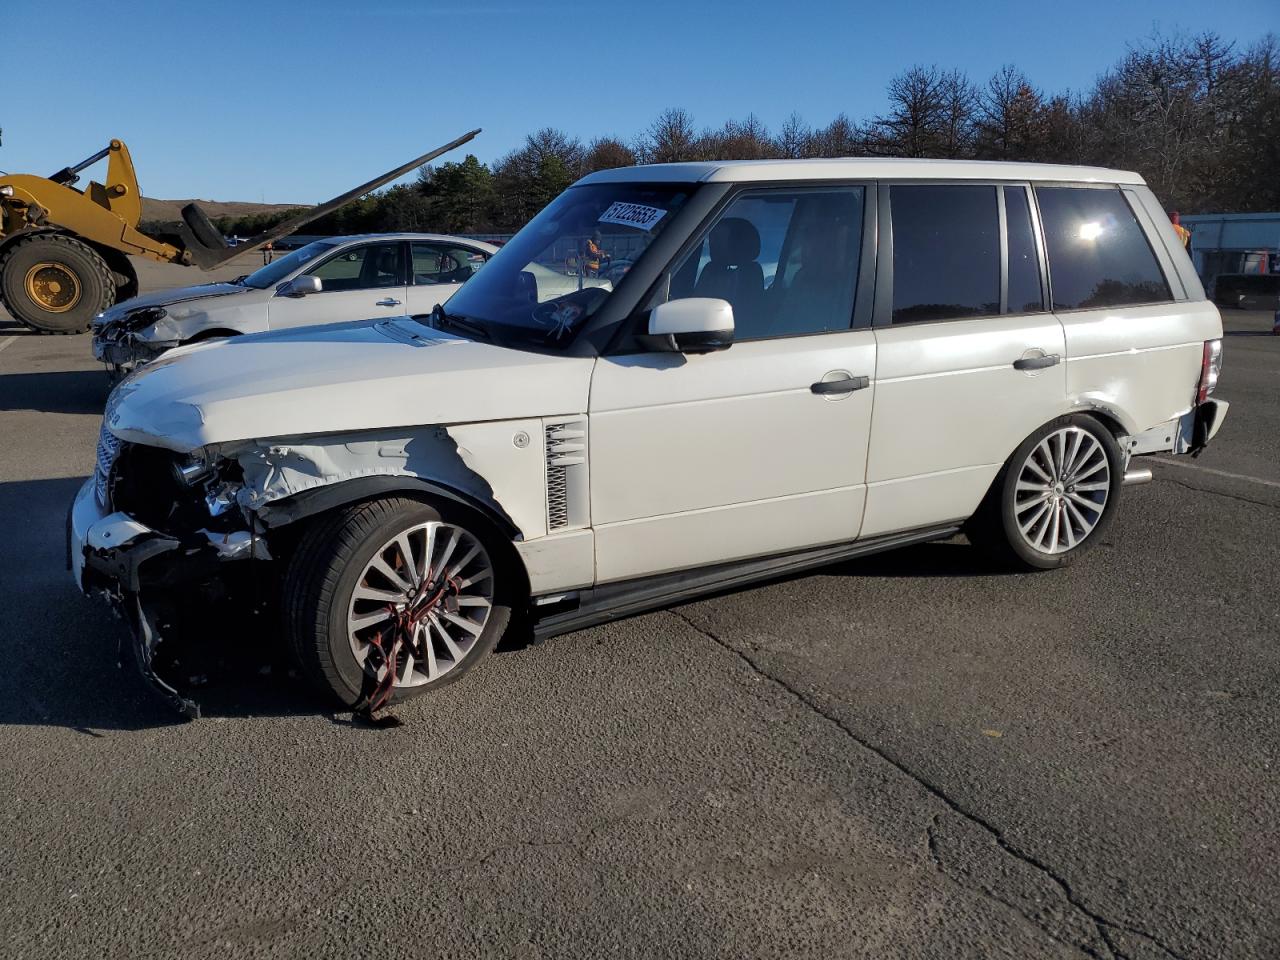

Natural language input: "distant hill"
[140,197,309,222]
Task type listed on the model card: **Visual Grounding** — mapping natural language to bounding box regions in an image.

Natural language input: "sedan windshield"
[440,183,691,348]
[240,240,339,289]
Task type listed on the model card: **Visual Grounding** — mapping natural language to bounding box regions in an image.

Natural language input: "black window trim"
[875,178,1047,328]
[1006,183,1050,315]
[1031,183,1176,315]
[298,239,408,295]
[610,179,879,351]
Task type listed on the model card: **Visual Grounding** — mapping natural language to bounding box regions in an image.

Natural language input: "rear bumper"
[1188,398,1228,455]
[1123,398,1229,459]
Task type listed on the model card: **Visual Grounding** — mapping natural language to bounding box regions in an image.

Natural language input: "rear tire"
[283,497,513,709]
[0,233,114,333]
[966,415,1123,570]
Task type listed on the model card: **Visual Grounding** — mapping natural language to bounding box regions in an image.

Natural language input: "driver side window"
[667,187,865,340]
[306,243,405,292]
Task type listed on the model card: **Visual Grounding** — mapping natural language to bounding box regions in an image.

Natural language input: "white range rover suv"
[70,158,1228,717]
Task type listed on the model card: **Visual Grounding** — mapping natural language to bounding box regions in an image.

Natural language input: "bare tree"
[774,112,813,158]
[810,113,868,157]
[872,66,953,157]
[704,114,777,160]
[640,108,700,164]
[583,137,637,173]
[938,70,978,157]
[974,65,1047,160]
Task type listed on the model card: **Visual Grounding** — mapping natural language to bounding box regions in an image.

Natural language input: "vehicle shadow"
[0,370,110,415]
[0,319,44,335]
[1,475,1015,732]
[824,537,1016,579]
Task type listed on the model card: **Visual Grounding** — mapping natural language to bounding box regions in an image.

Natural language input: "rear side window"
[1036,187,1171,311]
[412,242,487,285]
[891,185,1000,323]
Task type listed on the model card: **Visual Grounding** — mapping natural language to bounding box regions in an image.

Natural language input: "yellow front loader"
[0,131,479,334]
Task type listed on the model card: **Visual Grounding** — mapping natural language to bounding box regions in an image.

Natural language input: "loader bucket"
[184,128,481,270]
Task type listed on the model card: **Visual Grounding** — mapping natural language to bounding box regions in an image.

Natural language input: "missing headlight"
[124,306,167,331]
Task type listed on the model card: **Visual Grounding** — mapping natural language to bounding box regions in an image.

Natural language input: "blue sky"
[2,0,1273,203]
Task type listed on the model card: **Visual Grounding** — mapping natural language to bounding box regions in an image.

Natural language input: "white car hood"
[105,318,594,452]
[96,281,250,322]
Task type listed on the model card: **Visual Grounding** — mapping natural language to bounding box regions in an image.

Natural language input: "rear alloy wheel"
[968,415,1122,570]
[285,497,512,708]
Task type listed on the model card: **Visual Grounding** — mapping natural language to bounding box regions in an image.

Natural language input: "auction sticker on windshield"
[598,202,667,232]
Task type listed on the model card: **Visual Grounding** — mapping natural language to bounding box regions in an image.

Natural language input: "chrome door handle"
[1012,354,1060,371]
[376,298,402,307]
[810,375,870,395]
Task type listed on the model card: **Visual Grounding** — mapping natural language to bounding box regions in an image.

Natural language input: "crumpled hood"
[95,282,249,325]
[105,318,594,452]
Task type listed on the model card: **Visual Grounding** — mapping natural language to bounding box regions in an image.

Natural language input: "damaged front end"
[92,306,180,378]
[71,415,531,719]
[71,429,275,719]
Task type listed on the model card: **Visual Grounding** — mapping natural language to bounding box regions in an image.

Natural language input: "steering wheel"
[531,287,608,338]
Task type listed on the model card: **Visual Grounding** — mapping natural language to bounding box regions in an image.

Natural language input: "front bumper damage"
[92,330,174,378]
[92,309,179,377]
[71,420,522,718]
[69,479,268,719]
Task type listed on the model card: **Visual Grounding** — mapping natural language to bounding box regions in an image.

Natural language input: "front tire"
[0,233,115,333]
[967,415,1123,570]
[284,497,513,709]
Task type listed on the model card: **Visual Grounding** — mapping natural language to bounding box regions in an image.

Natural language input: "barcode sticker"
[598,202,667,231]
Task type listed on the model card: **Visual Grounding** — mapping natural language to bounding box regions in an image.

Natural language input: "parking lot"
[0,264,1276,959]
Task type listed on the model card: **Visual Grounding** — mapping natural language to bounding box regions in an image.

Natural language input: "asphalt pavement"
[0,269,1276,959]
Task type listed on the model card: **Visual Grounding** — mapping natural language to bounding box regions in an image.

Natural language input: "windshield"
[441,183,692,348]
[241,240,339,289]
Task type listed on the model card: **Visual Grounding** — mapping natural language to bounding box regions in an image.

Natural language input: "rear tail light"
[1196,339,1222,404]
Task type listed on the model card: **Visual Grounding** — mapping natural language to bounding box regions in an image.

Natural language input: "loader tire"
[181,203,227,252]
[0,233,114,334]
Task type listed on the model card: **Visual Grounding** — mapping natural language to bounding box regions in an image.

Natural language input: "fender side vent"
[544,419,587,531]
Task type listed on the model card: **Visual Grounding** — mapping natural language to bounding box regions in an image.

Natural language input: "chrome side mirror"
[276,275,322,298]
[647,297,734,353]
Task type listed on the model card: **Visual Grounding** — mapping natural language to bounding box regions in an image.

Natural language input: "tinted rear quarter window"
[1036,187,1171,311]
[891,185,1000,323]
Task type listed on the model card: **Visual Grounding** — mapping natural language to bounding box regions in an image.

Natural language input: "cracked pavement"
[0,262,1276,959]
